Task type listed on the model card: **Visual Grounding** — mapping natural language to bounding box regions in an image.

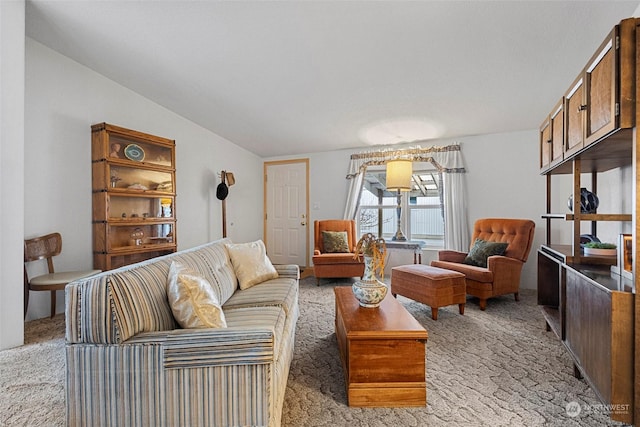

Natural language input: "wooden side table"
[334,287,428,407]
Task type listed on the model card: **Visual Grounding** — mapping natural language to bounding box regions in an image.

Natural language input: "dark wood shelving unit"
[537,18,636,425]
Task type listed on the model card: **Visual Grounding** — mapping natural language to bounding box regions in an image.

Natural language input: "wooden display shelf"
[92,122,177,271]
[107,188,175,196]
[94,249,175,271]
[541,213,631,221]
[105,218,175,225]
[107,242,176,254]
[541,244,618,266]
[565,214,632,221]
[102,156,176,172]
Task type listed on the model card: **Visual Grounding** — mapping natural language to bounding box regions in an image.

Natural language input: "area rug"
[0,277,628,426]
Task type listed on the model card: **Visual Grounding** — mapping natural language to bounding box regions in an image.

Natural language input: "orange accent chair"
[430,218,535,310]
[312,219,364,286]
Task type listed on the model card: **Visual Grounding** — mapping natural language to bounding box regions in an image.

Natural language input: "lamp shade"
[386,160,412,191]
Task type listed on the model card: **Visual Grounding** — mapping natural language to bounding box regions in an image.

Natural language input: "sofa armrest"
[274,264,300,279]
[437,250,468,263]
[164,328,275,368]
[128,327,276,368]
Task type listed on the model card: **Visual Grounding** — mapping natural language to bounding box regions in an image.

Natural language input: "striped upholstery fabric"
[65,274,116,344]
[273,264,300,280]
[110,262,177,343]
[222,306,287,361]
[165,363,271,427]
[65,238,299,427]
[66,343,166,427]
[170,242,237,305]
[223,278,298,316]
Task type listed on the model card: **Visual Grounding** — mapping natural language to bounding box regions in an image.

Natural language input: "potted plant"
[583,242,617,256]
[352,233,388,307]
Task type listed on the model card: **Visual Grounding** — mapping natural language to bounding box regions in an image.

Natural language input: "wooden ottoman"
[391,265,466,320]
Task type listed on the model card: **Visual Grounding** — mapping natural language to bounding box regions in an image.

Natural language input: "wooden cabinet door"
[565,268,634,424]
[540,99,564,172]
[564,75,584,157]
[549,99,564,166]
[584,27,617,146]
[539,116,551,171]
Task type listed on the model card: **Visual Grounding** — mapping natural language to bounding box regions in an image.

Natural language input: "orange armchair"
[312,219,364,286]
[431,218,535,310]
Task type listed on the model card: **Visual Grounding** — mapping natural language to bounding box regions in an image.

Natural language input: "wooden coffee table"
[334,287,428,407]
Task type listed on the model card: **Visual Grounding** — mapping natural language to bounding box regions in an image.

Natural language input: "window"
[357,164,444,248]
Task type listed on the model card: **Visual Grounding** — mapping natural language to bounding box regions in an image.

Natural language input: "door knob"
[301,221,307,226]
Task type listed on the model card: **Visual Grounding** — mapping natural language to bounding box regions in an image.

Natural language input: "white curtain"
[442,171,469,251]
[344,143,469,251]
[343,171,364,220]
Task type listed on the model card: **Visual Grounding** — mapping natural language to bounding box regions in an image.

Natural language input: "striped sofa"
[65,238,299,427]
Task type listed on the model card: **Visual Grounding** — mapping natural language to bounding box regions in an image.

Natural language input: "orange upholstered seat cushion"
[430,260,494,283]
[312,253,361,265]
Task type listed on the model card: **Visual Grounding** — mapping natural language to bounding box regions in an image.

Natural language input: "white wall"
[24,39,263,320]
[0,0,26,350]
[462,131,545,289]
[266,129,548,290]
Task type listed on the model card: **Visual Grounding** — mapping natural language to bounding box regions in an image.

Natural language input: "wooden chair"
[312,219,364,286]
[24,232,101,318]
[431,218,535,310]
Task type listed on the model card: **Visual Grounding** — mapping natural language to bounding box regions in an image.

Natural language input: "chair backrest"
[470,218,535,263]
[24,232,63,274]
[314,220,358,253]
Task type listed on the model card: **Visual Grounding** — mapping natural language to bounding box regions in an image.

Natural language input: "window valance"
[346,144,465,179]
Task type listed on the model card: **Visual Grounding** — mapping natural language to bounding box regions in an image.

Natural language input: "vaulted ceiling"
[25,1,639,157]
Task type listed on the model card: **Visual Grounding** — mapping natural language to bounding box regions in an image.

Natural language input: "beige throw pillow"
[225,240,279,290]
[166,261,227,329]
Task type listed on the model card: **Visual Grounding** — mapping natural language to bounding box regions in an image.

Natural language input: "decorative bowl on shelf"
[124,143,145,162]
[583,242,617,256]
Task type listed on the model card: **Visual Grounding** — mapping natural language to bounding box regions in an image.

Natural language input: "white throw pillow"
[166,261,227,329]
[225,240,279,290]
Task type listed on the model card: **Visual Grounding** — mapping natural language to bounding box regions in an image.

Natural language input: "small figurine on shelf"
[110,143,121,158]
[129,228,144,246]
[110,173,122,188]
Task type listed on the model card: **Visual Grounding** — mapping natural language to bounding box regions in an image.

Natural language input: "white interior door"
[264,160,308,267]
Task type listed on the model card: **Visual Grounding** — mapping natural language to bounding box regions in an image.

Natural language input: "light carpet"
[0,277,628,426]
